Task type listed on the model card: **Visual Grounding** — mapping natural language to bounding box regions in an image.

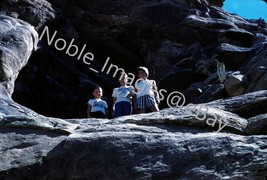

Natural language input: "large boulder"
[207,90,267,119]
[245,114,267,135]
[224,72,246,96]
[0,93,267,179]
[0,14,38,95]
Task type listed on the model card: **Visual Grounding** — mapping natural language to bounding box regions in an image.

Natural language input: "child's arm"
[112,97,116,117]
[152,80,160,103]
[105,107,108,118]
[126,86,135,99]
[87,104,92,118]
[112,97,117,109]
[112,88,117,117]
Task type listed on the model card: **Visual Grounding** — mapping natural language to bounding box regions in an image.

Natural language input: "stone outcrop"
[245,114,267,135]
[224,72,246,96]
[207,90,267,119]
[0,0,266,118]
[0,0,267,179]
[1,89,267,179]
[0,14,38,96]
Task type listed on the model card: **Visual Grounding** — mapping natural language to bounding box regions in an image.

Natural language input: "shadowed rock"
[207,90,267,118]
[0,0,264,118]
[0,0,267,179]
[245,114,267,135]
[224,72,246,96]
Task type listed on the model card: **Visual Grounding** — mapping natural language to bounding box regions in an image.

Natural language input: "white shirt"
[88,98,107,114]
[112,86,134,103]
[135,79,156,98]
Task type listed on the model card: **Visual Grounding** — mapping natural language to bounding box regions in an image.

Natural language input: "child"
[135,66,160,113]
[112,73,134,118]
[87,86,108,118]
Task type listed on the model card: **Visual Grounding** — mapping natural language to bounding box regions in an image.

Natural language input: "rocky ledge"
[1,81,267,178]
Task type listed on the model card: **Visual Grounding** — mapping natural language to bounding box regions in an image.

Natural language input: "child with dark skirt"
[135,66,160,114]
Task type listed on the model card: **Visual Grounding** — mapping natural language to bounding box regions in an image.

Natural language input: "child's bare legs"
[139,109,146,114]
[139,105,159,113]
[150,105,159,112]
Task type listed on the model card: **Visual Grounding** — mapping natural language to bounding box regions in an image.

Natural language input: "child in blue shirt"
[87,86,108,118]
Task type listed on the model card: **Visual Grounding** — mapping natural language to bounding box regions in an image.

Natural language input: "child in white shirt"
[135,66,159,114]
[112,73,134,117]
[87,86,108,118]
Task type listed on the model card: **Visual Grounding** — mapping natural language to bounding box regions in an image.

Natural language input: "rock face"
[1,0,267,179]
[1,89,267,179]
[0,14,38,96]
[0,0,266,118]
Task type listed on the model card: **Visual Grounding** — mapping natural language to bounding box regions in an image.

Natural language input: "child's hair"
[92,85,102,92]
[118,72,127,80]
[137,66,149,77]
